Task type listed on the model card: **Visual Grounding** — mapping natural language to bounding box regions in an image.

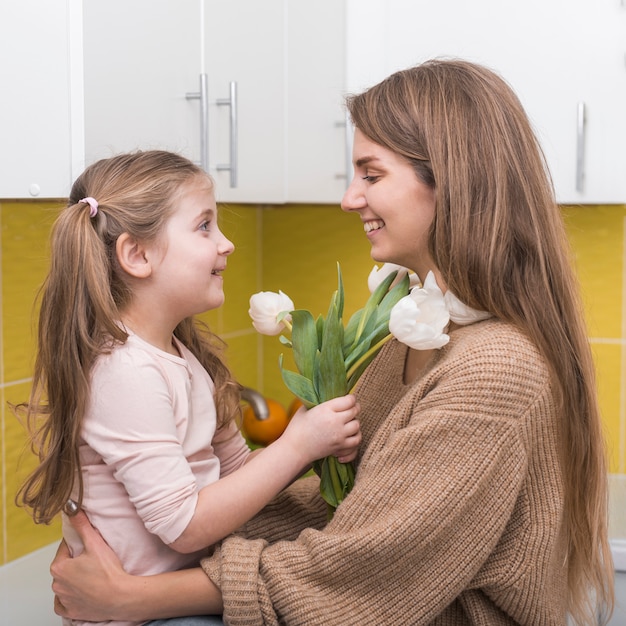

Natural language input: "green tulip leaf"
[318,458,340,509]
[336,263,345,321]
[318,299,346,402]
[290,309,318,381]
[351,270,399,348]
[279,355,319,406]
[376,273,411,319]
[316,314,325,348]
[343,307,364,353]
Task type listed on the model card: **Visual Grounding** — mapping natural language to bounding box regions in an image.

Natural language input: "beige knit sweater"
[201,319,568,625]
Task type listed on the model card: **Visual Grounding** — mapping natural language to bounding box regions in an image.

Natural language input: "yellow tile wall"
[2,201,64,563]
[562,205,626,474]
[2,200,625,564]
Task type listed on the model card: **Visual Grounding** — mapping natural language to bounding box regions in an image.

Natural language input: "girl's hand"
[283,394,361,464]
[51,509,130,621]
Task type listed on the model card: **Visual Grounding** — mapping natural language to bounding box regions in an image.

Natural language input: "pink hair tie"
[80,197,99,218]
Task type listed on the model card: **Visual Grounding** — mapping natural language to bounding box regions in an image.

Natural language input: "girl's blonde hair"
[347,59,613,624]
[17,150,241,525]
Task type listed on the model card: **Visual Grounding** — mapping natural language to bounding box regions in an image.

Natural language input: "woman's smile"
[363,219,385,234]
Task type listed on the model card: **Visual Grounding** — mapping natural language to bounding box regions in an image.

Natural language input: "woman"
[51,59,614,625]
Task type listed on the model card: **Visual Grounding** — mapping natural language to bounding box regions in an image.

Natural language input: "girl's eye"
[199,220,211,232]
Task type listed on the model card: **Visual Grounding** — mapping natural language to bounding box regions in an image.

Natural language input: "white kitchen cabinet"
[83,0,284,203]
[346,0,626,204]
[0,0,83,199]
[1,0,347,203]
[82,0,348,204]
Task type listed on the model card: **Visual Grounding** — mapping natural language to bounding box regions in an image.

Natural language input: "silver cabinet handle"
[185,73,209,172]
[216,81,238,188]
[576,101,586,194]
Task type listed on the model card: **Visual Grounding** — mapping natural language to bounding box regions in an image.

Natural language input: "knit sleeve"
[235,475,327,544]
[201,325,552,624]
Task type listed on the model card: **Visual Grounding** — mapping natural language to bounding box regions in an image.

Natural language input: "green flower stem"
[328,457,343,500]
[346,333,393,382]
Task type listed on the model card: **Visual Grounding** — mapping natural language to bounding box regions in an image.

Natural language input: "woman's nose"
[341,178,367,213]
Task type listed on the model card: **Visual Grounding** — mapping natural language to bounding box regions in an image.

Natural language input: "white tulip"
[444,291,491,325]
[367,263,420,294]
[389,271,450,350]
[248,290,295,335]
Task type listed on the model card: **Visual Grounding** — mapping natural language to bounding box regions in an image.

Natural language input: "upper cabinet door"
[0,0,80,199]
[346,0,626,204]
[83,0,202,168]
[203,0,285,203]
[286,1,349,204]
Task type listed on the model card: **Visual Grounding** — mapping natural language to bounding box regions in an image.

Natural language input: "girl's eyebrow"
[197,208,216,219]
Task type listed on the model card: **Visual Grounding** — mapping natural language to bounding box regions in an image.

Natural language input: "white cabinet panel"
[82,0,202,168]
[286,0,348,203]
[346,0,626,204]
[0,0,79,198]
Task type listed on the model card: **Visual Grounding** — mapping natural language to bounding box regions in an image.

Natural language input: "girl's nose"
[341,177,367,213]
[219,234,235,256]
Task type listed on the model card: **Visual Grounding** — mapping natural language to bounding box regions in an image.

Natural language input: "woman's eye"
[362,175,379,183]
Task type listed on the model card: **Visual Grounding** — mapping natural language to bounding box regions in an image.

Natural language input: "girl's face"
[149,177,234,322]
[342,129,437,279]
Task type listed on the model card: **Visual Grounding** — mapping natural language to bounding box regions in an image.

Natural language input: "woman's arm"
[52,510,220,622]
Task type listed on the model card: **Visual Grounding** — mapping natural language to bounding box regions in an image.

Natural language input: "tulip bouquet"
[248,264,411,517]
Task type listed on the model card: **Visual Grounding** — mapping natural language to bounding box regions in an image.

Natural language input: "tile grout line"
[256,207,264,392]
[617,217,626,474]
[1,202,6,563]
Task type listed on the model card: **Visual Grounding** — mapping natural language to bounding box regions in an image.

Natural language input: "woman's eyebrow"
[354,156,382,167]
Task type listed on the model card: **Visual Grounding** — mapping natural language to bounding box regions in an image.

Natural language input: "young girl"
[17,150,360,626]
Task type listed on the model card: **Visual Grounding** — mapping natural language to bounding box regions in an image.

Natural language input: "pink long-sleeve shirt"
[63,332,249,626]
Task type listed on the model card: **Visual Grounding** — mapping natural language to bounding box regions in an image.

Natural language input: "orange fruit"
[287,397,304,418]
[242,398,289,446]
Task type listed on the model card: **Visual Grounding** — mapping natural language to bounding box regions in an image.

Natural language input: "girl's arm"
[52,510,216,623]
[169,394,360,553]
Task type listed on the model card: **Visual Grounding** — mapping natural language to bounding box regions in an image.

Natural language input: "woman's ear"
[116,232,152,278]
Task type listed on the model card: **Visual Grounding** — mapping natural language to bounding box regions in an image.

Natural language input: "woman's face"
[342,129,437,279]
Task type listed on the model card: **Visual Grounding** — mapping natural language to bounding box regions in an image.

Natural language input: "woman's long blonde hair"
[347,59,613,624]
[16,150,241,525]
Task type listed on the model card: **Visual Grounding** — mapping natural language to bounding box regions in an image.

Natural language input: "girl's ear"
[116,232,152,278]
